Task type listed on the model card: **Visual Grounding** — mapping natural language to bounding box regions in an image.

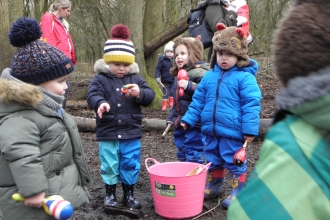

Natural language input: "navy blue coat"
[167,62,210,127]
[155,55,174,83]
[87,60,155,141]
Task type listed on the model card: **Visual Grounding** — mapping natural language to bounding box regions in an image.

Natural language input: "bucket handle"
[145,158,160,171]
[202,162,212,173]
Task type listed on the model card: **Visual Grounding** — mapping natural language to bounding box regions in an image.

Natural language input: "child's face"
[216,50,238,70]
[109,63,131,78]
[174,44,189,69]
[39,74,69,95]
[165,51,174,60]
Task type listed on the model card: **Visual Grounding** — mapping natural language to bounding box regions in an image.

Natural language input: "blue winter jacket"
[182,59,261,141]
[155,55,174,83]
[87,59,155,141]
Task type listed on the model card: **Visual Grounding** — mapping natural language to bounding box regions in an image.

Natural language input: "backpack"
[187,8,214,49]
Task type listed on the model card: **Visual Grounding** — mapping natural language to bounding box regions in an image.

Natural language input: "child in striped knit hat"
[86,24,155,210]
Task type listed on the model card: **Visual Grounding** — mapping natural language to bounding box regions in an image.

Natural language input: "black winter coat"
[155,55,174,83]
[87,60,155,141]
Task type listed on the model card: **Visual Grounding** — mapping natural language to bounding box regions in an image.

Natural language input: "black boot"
[104,184,119,207]
[122,183,142,209]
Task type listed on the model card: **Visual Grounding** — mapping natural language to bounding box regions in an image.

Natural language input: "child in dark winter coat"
[228,0,330,218]
[86,24,155,210]
[155,41,175,110]
[181,23,261,208]
[166,36,210,164]
[0,17,92,220]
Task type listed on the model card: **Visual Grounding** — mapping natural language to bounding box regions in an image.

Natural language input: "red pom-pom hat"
[104,24,135,64]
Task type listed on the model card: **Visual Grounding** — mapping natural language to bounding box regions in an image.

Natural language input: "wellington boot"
[168,97,174,107]
[161,99,167,110]
[122,183,142,209]
[104,184,119,207]
[204,169,226,201]
[221,173,246,208]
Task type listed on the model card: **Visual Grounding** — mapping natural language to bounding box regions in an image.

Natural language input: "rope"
[192,197,221,220]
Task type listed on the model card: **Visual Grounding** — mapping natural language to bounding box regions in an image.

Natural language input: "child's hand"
[127,84,141,98]
[244,136,255,143]
[178,79,188,90]
[97,103,110,118]
[24,191,45,208]
[180,122,189,130]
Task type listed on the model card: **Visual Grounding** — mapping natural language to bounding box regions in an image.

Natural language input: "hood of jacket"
[276,66,330,130]
[94,59,140,75]
[0,68,42,117]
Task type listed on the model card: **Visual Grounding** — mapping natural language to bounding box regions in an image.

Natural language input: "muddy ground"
[0,67,280,220]
[65,69,280,220]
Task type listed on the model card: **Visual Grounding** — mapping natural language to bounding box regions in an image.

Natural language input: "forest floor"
[65,62,280,220]
[0,60,280,220]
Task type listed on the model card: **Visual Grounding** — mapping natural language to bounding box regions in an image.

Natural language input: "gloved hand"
[155,78,161,84]
[224,10,238,27]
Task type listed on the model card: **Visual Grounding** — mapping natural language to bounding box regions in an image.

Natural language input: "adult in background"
[196,0,238,61]
[40,0,76,109]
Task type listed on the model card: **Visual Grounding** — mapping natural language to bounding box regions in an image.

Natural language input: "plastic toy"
[12,193,74,220]
[177,69,188,96]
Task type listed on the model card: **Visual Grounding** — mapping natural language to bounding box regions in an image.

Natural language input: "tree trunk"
[72,116,272,140]
[143,0,165,109]
[8,0,23,24]
[66,100,89,108]
[144,15,189,58]
[0,0,10,72]
[34,0,41,21]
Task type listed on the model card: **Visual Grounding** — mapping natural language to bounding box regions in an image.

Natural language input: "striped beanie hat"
[103,24,135,64]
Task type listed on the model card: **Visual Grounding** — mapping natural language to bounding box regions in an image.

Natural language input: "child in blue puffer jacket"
[181,23,261,208]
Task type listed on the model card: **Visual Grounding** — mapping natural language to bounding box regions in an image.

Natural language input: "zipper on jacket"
[213,70,224,136]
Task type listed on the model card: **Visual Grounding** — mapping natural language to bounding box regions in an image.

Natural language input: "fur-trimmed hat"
[210,23,249,69]
[271,0,330,87]
[170,36,204,76]
[104,24,135,64]
[164,41,174,53]
[8,17,74,85]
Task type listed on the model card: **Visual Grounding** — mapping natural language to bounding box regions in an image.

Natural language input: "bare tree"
[0,0,22,72]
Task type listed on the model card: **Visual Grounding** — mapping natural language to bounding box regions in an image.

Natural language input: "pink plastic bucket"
[145,158,211,219]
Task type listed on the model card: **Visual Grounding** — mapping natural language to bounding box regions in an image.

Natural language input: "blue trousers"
[174,127,204,164]
[203,135,247,175]
[99,139,140,185]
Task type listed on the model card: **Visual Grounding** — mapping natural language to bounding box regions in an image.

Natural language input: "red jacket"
[40,12,76,65]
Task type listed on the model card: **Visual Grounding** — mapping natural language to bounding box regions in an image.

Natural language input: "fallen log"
[73,116,273,140]
[66,100,88,109]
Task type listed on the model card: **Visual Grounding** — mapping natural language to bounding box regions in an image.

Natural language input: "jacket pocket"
[43,152,64,178]
[131,114,143,122]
